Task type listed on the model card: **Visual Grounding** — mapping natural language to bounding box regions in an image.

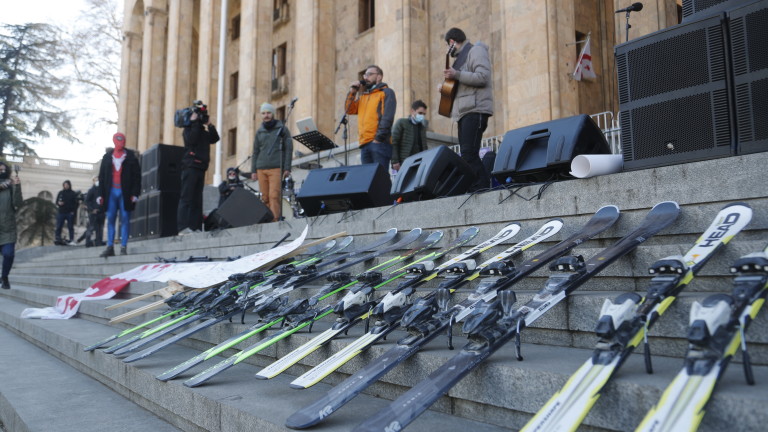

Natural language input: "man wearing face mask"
[442,27,494,192]
[391,100,429,172]
[83,176,105,247]
[0,162,22,289]
[218,167,244,207]
[97,132,141,257]
[346,65,397,171]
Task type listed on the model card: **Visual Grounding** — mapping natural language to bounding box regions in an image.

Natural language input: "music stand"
[293,130,337,167]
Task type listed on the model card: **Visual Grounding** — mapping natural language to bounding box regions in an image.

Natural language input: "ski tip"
[285,412,316,430]
[254,373,268,380]
[289,383,306,390]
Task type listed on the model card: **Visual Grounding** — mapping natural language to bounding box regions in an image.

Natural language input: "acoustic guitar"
[438,42,458,117]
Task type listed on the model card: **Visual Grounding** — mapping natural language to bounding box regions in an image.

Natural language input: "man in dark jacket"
[97,132,141,257]
[391,100,429,171]
[250,102,291,222]
[178,102,220,233]
[54,180,79,245]
[83,176,105,247]
[0,162,22,289]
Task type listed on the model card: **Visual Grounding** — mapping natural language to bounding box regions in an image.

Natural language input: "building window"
[276,106,286,122]
[271,43,288,95]
[227,128,237,157]
[575,31,586,59]
[231,14,241,40]
[273,0,289,23]
[230,71,239,101]
[359,0,375,33]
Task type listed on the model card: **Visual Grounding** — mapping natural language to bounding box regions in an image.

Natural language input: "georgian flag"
[573,34,597,81]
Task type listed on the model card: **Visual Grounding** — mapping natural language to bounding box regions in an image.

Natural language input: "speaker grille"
[682,0,751,21]
[753,78,768,140]
[746,7,768,72]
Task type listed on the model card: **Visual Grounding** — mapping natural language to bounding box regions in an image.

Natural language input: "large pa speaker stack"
[616,13,734,171]
[728,1,768,154]
[390,146,475,201]
[296,164,392,216]
[130,143,185,239]
[211,188,273,228]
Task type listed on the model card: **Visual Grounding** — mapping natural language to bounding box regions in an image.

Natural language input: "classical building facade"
[119,0,682,184]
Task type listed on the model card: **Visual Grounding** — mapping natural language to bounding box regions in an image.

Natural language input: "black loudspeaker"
[390,146,475,201]
[144,190,180,238]
[682,0,752,22]
[129,195,148,240]
[616,13,734,171]
[491,114,610,184]
[141,143,185,193]
[297,164,392,216]
[728,0,768,154]
[215,188,273,227]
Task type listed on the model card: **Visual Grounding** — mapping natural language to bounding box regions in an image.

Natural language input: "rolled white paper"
[570,154,624,178]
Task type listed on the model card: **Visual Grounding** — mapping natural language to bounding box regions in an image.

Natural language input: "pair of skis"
[286,204,624,429]
[522,202,753,432]
[350,201,681,431]
[635,242,767,432]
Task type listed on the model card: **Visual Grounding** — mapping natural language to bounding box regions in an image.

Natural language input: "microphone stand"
[334,89,359,167]
[624,10,632,43]
[268,99,297,221]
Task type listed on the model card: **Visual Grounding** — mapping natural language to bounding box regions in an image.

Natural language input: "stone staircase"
[0,152,766,432]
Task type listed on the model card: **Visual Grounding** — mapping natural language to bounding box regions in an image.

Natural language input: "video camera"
[174,100,209,128]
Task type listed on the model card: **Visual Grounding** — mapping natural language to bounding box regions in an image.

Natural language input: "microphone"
[289,97,298,107]
[616,2,643,13]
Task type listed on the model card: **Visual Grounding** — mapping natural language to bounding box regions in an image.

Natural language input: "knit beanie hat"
[260,103,276,115]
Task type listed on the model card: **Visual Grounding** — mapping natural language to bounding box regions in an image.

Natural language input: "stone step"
[0,325,180,432]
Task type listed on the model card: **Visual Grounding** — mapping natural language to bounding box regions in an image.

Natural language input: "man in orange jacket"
[345,65,397,171]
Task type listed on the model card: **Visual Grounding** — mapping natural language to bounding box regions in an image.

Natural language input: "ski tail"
[522,202,752,432]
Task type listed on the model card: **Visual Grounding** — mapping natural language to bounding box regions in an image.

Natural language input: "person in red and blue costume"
[97,132,141,257]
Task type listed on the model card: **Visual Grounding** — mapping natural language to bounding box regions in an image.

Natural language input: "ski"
[256,222,524,381]
[286,219,562,388]
[522,202,752,432]
[286,204,621,429]
[156,228,421,381]
[180,228,439,387]
[126,229,464,364]
[87,237,349,353]
[354,201,680,432]
[635,244,768,432]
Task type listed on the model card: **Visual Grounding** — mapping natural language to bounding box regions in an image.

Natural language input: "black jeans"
[85,212,105,245]
[458,113,490,192]
[178,168,205,231]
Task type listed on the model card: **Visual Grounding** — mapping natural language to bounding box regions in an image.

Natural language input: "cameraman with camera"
[177,100,219,234]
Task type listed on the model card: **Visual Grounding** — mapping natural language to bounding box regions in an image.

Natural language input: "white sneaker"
[68,241,77,246]
[178,228,194,236]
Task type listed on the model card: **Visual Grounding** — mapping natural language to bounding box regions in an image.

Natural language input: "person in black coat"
[217,167,244,206]
[83,176,105,247]
[97,132,141,257]
[54,180,79,245]
[177,102,219,233]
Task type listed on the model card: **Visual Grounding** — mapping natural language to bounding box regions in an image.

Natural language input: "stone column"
[137,3,168,152]
[236,0,259,166]
[291,0,336,153]
[162,0,195,147]
[197,0,215,104]
[119,30,143,151]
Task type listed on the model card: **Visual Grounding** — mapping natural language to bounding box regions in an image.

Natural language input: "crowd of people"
[0,26,491,284]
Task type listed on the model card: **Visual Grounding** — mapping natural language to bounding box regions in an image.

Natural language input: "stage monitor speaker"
[682,0,752,23]
[144,190,180,238]
[297,163,392,216]
[616,13,734,171]
[216,188,273,228]
[728,0,768,154]
[141,143,185,193]
[390,146,475,201]
[491,114,610,184]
